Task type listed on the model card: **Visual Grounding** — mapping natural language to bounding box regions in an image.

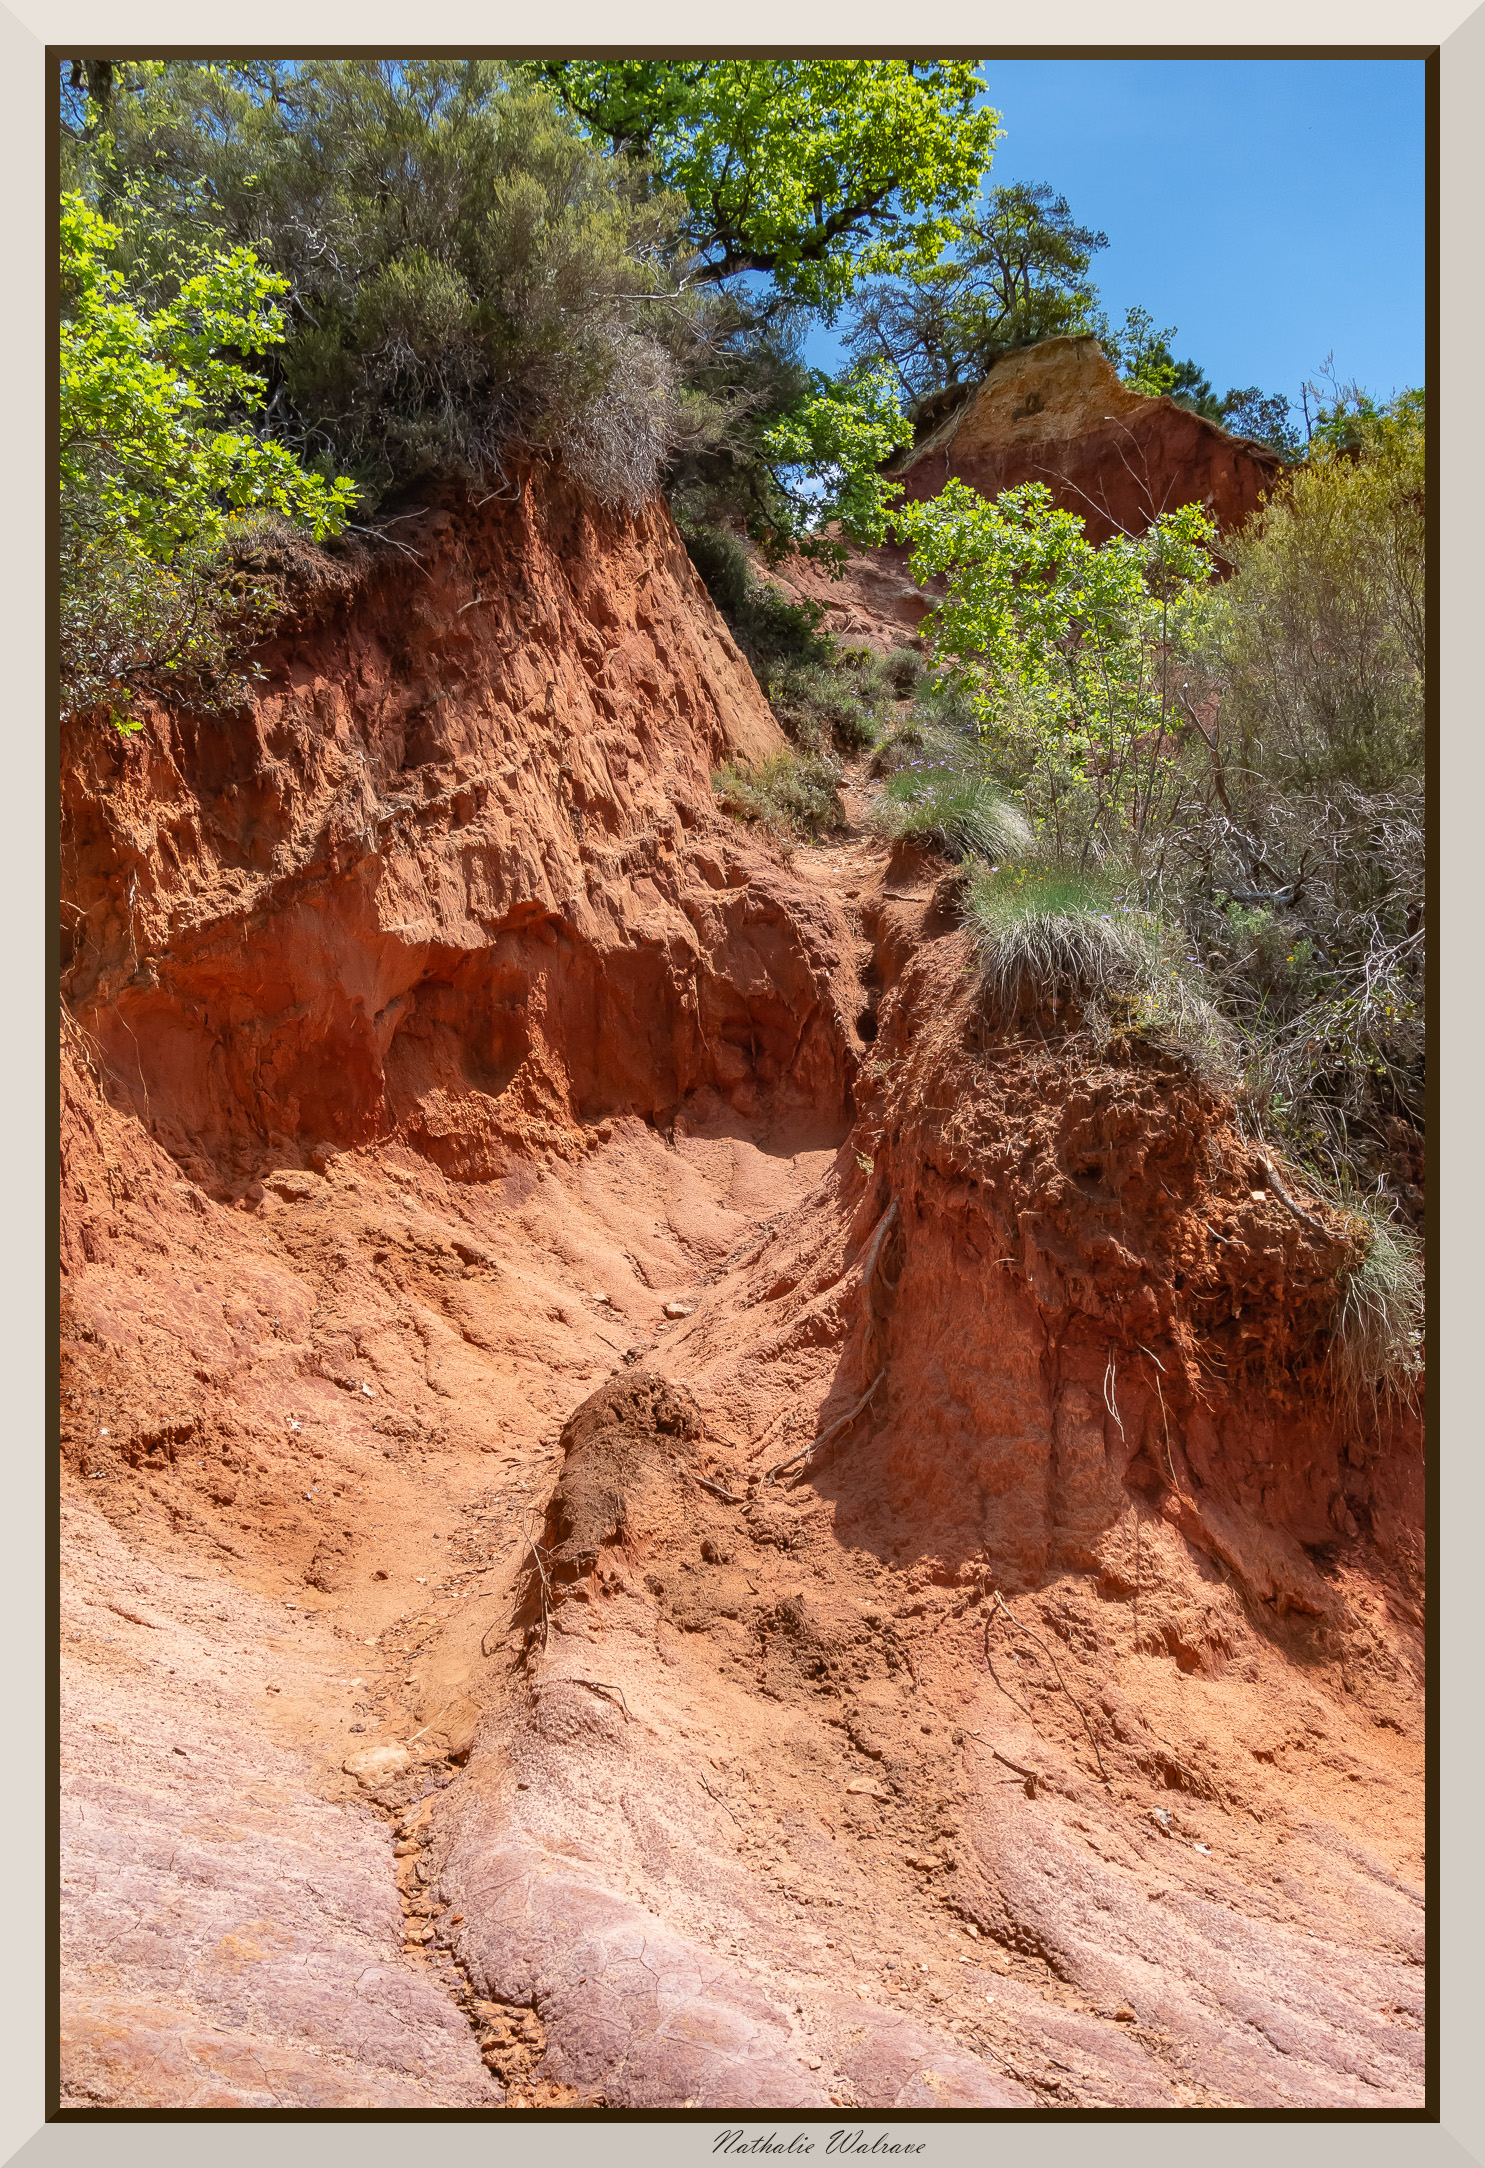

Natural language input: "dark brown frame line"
[44,41,1440,2125]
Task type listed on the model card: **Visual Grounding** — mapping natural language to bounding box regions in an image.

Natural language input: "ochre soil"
[58,479,1424,2111]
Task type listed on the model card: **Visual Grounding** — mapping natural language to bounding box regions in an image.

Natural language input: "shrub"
[1180,394,1425,1175]
[68,62,686,510]
[681,524,832,675]
[683,526,894,754]
[883,648,926,700]
[869,719,928,777]
[712,749,845,844]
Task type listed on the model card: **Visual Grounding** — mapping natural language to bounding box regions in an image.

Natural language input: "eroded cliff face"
[58,467,1423,2112]
[889,336,1286,544]
[62,474,848,1196]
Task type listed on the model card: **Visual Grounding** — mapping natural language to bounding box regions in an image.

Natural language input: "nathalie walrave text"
[713,2136,927,2156]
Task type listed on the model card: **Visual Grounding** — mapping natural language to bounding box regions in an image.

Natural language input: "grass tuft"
[712,749,845,846]
[873,764,1031,861]
[1333,1204,1424,1408]
[965,864,1228,1069]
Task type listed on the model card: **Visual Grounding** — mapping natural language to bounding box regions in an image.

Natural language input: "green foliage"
[680,523,895,755]
[845,182,1107,405]
[712,748,845,845]
[760,366,912,558]
[541,61,1000,313]
[894,479,1218,864]
[1095,304,1181,396]
[61,193,354,559]
[679,522,832,676]
[59,190,355,725]
[64,61,691,509]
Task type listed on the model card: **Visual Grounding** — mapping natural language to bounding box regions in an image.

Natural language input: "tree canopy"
[845,182,1107,402]
[540,61,1000,312]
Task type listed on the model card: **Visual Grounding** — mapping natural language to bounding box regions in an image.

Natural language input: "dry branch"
[990,1591,1109,1783]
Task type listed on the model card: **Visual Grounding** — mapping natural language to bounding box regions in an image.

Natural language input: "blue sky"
[807,58,1426,413]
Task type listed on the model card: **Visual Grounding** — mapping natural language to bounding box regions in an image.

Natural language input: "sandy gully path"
[61,1050,847,2105]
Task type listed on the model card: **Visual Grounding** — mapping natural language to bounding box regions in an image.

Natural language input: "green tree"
[1095,303,1300,455]
[59,189,356,725]
[894,478,1218,863]
[541,61,1000,313]
[845,181,1107,403]
[759,366,913,561]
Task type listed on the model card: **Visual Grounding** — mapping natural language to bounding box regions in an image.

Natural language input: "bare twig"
[700,1773,740,1824]
[564,1677,634,1722]
[1153,1373,1178,1492]
[990,1592,1109,1783]
[982,1614,1033,1719]
[690,1471,744,1504]
[1102,1348,1125,1441]
[963,1729,1040,1790]
[767,1371,886,1484]
[1258,1155,1333,1239]
[522,1510,552,1652]
[858,1197,901,1289]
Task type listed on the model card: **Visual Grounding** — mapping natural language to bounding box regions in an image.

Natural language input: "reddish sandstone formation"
[757,338,1285,654]
[58,466,1423,2112]
[888,335,1285,544]
[62,475,851,1193]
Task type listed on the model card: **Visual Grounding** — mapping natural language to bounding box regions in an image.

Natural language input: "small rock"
[663,1302,694,1319]
[1114,2004,1138,2023]
[266,1170,319,1203]
[590,1290,611,1304]
[807,2057,822,2070]
[344,1742,411,1787]
[846,1778,887,1798]
[361,1383,375,1398]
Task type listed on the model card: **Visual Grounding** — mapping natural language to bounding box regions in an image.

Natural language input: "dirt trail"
[58,480,1424,2111]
